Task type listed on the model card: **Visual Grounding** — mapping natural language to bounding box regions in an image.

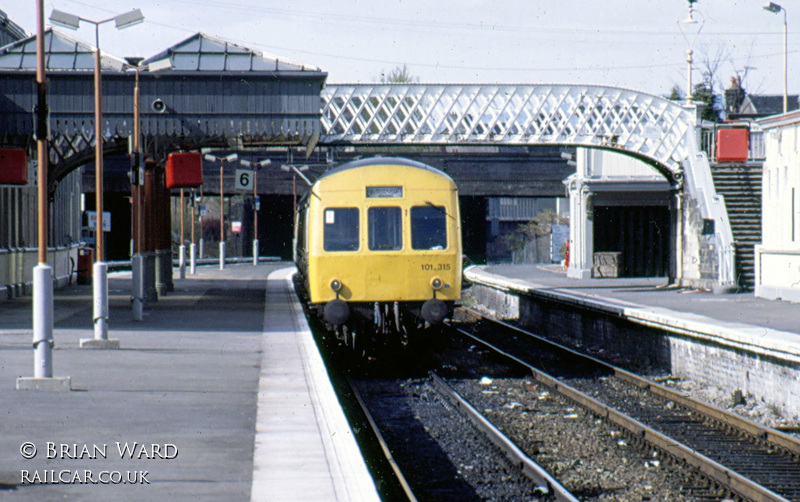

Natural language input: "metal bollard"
[179,244,186,279]
[93,262,109,340]
[190,243,197,275]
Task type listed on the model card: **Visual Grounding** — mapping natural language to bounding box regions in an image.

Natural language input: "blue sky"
[3,1,796,97]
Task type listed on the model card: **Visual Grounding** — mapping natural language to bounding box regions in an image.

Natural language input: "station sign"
[234,168,256,193]
[86,211,112,232]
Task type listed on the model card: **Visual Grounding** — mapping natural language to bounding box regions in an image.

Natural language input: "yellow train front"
[295,157,462,350]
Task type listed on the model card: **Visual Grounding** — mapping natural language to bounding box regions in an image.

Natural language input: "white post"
[219,241,226,270]
[131,254,144,321]
[190,242,197,274]
[93,262,108,339]
[80,262,120,348]
[253,238,259,266]
[33,264,53,378]
[16,264,71,391]
[199,238,204,259]
[179,244,186,279]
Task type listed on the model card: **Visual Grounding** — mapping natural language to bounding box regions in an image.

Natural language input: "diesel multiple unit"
[294,157,462,351]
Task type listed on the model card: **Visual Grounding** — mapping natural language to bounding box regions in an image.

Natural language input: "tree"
[379,64,418,83]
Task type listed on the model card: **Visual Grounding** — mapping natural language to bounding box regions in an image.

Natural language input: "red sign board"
[0,148,28,185]
[166,152,203,188]
[716,129,749,163]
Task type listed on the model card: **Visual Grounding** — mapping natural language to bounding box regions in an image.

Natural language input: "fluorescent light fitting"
[115,9,144,29]
[147,58,172,72]
[49,9,81,30]
[763,2,783,13]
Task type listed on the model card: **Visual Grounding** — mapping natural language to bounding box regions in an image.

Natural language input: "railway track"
[349,375,558,501]
[453,309,800,501]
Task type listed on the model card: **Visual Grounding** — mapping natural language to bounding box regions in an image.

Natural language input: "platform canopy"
[0,29,327,182]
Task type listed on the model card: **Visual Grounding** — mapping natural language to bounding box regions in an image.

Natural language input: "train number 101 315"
[421,263,451,271]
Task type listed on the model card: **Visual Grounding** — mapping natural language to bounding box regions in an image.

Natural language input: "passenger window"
[411,205,447,250]
[368,207,402,250]
[323,208,359,251]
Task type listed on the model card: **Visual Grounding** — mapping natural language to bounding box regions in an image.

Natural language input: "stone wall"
[466,282,800,419]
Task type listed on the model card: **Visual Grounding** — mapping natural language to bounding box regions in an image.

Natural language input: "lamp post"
[190,188,197,274]
[204,153,238,269]
[50,8,143,347]
[677,0,704,101]
[241,159,271,265]
[125,57,169,321]
[16,0,72,391]
[281,164,311,232]
[764,2,788,113]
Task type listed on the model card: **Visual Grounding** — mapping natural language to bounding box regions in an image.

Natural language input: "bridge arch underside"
[322,142,678,278]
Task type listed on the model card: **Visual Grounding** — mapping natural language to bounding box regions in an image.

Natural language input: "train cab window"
[368,207,402,251]
[324,208,359,251]
[411,205,447,250]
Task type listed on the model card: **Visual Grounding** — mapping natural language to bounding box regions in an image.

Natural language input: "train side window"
[411,205,447,250]
[368,207,402,251]
[324,207,359,251]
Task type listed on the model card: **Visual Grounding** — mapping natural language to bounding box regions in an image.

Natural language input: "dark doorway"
[593,205,669,277]
[459,196,487,265]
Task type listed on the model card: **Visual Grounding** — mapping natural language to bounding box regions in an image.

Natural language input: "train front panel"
[305,162,462,306]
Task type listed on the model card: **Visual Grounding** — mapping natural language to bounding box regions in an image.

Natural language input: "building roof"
[0,29,322,76]
[0,28,126,71]
[142,32,321,73]
[0,9,27,47]
[738,94,800,117]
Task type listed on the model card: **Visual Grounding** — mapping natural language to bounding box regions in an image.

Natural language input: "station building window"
[324,207,359,251]
[411,205,447,250]
[368,207,402,250]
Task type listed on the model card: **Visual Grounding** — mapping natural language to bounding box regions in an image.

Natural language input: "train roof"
[316,156,454,184]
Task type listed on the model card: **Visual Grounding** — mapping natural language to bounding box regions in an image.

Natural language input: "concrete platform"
[466,264,800,356]
[0,263,378,501]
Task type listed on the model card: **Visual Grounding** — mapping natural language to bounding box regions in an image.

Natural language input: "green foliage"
[501,210,569,251]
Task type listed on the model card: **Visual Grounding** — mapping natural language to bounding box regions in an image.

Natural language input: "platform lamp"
[763,2,788,113]
[50,7,144,348]
[280,164,311,233]
[16,0,73,391]
[204,153,238,269]
[125,56,170,321]
[677,0,704,101]
[241,159,271,265]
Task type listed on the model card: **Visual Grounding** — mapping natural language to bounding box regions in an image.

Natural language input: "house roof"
[0,28,126,71]
[141,32,321,73]
[739,94,800,116]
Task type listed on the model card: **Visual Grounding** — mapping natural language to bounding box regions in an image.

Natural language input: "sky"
[2,0,797,98]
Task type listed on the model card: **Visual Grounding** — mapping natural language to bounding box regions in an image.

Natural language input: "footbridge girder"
[321,83,735,289]
[321,84,696,186]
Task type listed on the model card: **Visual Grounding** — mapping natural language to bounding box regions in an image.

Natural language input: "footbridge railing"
[321,83,735,289]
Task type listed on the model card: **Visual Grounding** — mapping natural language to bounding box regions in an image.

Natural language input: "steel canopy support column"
[143,160,158,302]
[154,164,173,295]
[179,189,186,279]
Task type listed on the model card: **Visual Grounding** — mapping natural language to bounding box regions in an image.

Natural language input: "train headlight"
[431,277,443,290]
[330,279,343,292]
